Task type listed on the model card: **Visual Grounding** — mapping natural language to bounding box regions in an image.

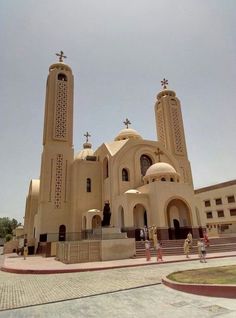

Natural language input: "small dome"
[125,189,141,194]
[115,128,142,141]
[145,162,176,176]
[75,142,94,160]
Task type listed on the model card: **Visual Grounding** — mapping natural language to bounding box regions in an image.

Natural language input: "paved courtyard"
[0,255,236,317]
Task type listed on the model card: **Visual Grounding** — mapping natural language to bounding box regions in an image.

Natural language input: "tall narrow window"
[122,168,129,181]
[103,157,109,179]
[87,178,91,192]
[140,155,152,176]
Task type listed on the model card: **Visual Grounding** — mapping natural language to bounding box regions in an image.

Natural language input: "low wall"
[56,238,135,264]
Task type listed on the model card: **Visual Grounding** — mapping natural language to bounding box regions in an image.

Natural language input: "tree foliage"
[0,217,20,238]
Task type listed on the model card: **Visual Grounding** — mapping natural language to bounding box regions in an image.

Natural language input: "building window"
[122,168,129,181]
[217,210,224,218]
[86,178,91,192]
[170,178,174,182]
[57,73,67,81]
[227,195,235,203]
[140,155,152,176]
[230,209,236,216]
[103,158,109,179]
[161,177,166,181]
[204,200,211,207]
[206,212,213,219]
[215,198,222,205]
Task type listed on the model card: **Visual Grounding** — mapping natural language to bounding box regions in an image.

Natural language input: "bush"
[5,234,13,242]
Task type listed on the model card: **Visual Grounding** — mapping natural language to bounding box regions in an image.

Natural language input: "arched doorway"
[58,224,66,241]
[167,199,191,239]
[133,204,148,240]
[92,215,101,229]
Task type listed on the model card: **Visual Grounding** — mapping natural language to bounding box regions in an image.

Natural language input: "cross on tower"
[56,51,67,62]
[84,132,91,143]
[161,78,168,89]
[155,148,164,162]
[123,118,131,129]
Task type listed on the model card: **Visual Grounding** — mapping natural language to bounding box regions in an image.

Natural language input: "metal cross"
[123,118,131,128]
[155,148,164,162]
[161,78,168,89]
[84,132,91,143]
[56,51,67,62]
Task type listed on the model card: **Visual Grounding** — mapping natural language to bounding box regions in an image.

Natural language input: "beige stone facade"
[23,57,236,253]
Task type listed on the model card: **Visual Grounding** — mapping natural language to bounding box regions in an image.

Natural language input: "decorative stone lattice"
[157,109,166,147]
[54,154,63,209]
[171,106,184,154]
[54,81,67,140]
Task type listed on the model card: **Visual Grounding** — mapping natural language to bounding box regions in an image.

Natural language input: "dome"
[75,142,94,160]
[145,162,176,177]
[115,128,142,141]
[125,189,141,194]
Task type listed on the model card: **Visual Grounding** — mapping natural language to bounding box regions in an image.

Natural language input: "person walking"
[199,238,207,263]
[183,238,191,258]
[140,228,144,241]
[145,240,151,261]
[187,231,193,249]
[156,240,163,262]
[23,245,28,260]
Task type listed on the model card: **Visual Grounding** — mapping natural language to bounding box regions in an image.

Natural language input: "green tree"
[0,217,20,238]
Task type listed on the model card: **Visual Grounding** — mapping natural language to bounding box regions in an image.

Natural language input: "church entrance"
[133,204,148,240]
[167,199,192,239]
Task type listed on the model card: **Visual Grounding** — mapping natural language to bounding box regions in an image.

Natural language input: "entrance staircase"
[135,236,236,258]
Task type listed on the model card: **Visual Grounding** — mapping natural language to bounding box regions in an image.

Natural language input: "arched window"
[122,168,129,181]
[161,177,166,181]
[59,224,66,241]
[86,178,91,192]
[57,73,67,81]
[103,158,109,179]
[170,178,174,182]
[140,155,152,176]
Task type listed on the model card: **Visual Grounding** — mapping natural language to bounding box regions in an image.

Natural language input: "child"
[145,240,151,261]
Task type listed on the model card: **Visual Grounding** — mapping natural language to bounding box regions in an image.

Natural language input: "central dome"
[114,128,142,141]
[145,162,176,176]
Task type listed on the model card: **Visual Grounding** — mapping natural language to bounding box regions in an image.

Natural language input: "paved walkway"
[2,251,236,274]
[0,252,236,317]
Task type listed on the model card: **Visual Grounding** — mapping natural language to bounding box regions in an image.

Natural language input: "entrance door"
[173,219,181,239]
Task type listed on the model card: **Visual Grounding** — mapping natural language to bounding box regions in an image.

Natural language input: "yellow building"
[24,54,236,253]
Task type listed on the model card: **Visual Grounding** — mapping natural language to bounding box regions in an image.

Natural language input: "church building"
[24,53,236,254]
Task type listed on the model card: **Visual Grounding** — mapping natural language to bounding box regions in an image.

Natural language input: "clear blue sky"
[1,0,236,222]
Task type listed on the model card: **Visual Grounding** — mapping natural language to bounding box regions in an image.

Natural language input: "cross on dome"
[123,118,131,129]
[161,78,168,89]
[56,51,67,62]
[84,132,91,143]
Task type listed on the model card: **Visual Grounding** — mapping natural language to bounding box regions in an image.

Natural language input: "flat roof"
[195,179,236,194]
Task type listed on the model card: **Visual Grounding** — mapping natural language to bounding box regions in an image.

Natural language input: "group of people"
[140,226,163,262]
[183,230,209,262]
[142,226,210,263]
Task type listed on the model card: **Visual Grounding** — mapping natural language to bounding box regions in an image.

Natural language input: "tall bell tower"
[155,79,193,186]
[37,52,74,240]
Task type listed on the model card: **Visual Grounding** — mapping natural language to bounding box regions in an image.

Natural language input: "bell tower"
[155,79,193,186]
[37,51,74,239]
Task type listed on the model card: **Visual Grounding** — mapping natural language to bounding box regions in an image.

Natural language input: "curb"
[162,276,236,299]
[1,254,236,275]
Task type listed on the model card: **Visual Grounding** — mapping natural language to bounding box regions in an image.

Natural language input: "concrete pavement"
[0,253,236,317]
